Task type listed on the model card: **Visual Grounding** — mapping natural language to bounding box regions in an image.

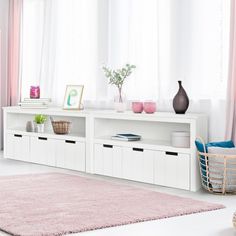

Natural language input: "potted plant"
[102,63,136,112]
[34,114,47,133]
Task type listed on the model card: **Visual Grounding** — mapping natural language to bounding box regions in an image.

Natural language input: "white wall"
[0,0,9,149]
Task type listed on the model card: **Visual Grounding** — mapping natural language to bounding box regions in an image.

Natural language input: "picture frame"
[63,85,84,110]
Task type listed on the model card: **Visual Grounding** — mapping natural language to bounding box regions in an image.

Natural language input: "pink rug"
[0,173,224,236]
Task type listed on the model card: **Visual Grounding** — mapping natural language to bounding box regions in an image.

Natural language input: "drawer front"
[154,151,190,190]
[30,136,56,166]
[94,144,123,178]
[94,144,104,175]
[123,147,154,184]
[55,140,65,168]
[55,140,86,172]
[6,133,30,161]
[64,140,86,171]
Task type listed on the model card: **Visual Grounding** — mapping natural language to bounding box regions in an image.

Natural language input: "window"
[20,0,230,104]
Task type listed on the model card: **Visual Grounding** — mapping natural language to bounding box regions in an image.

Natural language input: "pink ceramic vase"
[132,102,143,113]
[143,102,156,114]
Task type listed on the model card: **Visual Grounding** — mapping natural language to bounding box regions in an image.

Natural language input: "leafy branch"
[102,64,136,90]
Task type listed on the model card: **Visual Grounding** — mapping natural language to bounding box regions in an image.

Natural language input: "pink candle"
[30,86,40,99]
[143,102,156,114]
[132,102,143,113]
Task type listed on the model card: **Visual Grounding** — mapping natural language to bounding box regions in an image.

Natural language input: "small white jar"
[171,131,190,148]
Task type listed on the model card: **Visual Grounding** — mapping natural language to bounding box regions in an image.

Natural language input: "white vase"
[114,91,126,112]
[36,123,45,133]
[26,121,35,132]
[114,102,126,112]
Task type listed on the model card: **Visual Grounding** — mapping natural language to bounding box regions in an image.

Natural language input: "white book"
[23,98,52,103]
[18,102,49,109]
[19,105,48,109]
[19,102,48,106]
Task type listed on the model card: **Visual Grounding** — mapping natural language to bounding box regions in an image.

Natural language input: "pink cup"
[132,102,143,113]
[143,102,156,114]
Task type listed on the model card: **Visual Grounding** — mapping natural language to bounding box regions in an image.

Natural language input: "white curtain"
[20,0,230,141]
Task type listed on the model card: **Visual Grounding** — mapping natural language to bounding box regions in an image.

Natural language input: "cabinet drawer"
[30,136,56,166]
[55,140,86,172]
[94,144,123,178]
[154,151,190,190]
[5,133,30,162]
[123,147,154,184]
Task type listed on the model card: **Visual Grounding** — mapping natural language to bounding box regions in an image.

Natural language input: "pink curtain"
[226,0,236,143]
[7,0,22,106]
[0,0,22,149]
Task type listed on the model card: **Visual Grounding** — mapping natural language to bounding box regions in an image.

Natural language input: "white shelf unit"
[91,111,208,191]
[3,107,88,171]
[3,107,208,191]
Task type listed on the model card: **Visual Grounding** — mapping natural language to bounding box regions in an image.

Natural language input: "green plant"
[102,64,136,102]
[34,114,47,124]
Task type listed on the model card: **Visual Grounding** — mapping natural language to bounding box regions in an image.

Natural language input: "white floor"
[0,153,235,236]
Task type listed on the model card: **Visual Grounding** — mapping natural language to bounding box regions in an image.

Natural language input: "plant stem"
[118,87,123,103]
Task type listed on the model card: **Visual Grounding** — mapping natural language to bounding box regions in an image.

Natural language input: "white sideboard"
[3,106,208,191]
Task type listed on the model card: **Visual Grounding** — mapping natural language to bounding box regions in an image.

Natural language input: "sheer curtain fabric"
[20,0,230,140]
[226,0,236,143]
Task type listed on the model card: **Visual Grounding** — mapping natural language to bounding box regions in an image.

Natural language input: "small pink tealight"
[132,102,143,113]
[143,102,156,114]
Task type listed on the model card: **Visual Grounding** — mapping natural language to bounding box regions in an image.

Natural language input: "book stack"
[19,98,52,109]
[111,133,141,141]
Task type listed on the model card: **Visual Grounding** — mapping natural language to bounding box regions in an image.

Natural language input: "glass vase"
[114,90,126,112]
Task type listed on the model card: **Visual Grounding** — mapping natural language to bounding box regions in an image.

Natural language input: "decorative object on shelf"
[171,131,190,148]
[19,98,51,109]
[173,81,189,114]
[63,85,84,110]
[143,102,156,114]
[132,102,143,113]
[111,133,141,141]
[233,211,236,228]
[30,86,40,99]
[26,121,35,132]
[102,64,136,112]
[114,92,127,112]
[34,114,47,133]
[50,117,71,135]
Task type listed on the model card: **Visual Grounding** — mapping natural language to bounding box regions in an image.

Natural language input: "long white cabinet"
[3,106,208,191]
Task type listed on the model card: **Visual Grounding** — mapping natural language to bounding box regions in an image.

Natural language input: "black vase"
[173,81,189,114]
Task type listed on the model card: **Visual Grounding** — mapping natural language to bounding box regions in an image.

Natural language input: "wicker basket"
[196,137,236,194]
[51,121,71,134]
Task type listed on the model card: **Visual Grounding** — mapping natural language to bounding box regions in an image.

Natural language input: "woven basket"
[196,137,236,194]
[51,121,71,135]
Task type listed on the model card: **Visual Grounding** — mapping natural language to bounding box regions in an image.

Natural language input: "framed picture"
[63,85,84,110]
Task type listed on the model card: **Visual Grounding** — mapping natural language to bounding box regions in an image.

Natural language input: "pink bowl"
[132,102,143,113]
[143,102,156,114]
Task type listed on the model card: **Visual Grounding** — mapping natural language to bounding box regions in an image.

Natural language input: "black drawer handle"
[133,148,143,152]
[65,140,76,144]
[103,144,113,148]
[14,134,22,138]
[38,137,47,140]
[165,151,178,156]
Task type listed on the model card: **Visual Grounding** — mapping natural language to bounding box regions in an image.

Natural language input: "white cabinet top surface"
[3,106,206,121]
